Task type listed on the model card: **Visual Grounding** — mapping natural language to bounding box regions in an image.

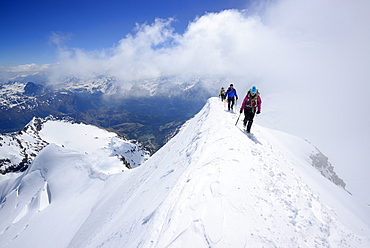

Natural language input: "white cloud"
[49,31,73,47]
[45,0,370,90]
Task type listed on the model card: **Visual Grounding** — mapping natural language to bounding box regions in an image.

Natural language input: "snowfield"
[0,97,369,247]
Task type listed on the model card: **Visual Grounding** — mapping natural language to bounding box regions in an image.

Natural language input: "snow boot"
[246,121,253,133]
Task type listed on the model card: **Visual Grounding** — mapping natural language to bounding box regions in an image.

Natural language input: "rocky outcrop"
[0,117,48,174]
[310,150,346,189]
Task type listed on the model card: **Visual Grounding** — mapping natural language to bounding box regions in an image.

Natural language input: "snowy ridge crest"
[0,97,369,248]
[67,97,369,247]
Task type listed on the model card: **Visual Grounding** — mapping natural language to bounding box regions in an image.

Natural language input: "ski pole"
[235,112,241,125]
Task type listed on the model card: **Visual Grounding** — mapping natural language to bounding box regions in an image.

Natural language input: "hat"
[221,87,224,89]
[250,86,257,94]
[230,84,234,87]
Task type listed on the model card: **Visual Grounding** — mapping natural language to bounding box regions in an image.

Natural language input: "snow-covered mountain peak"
[0,116,149,174]
[0,98,369,247]
[37,117,149,169]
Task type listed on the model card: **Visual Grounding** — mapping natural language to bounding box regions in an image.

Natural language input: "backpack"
[244,90,260,110]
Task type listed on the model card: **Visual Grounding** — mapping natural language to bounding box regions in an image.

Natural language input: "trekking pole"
[235,112,241,126]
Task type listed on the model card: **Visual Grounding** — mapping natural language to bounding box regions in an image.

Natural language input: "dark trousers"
[227,98,235,110]
[243,108,255,132]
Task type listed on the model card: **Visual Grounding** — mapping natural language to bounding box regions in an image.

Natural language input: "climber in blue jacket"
[224,84,238,111]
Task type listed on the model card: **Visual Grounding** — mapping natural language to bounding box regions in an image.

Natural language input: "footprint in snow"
[210,181,222,197]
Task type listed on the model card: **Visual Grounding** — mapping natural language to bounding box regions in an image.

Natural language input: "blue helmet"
[250,86,257,94]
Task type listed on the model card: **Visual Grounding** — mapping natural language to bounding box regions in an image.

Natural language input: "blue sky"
[1,0,251,65]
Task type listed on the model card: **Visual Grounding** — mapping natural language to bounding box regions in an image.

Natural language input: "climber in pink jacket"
[240,86,262,133]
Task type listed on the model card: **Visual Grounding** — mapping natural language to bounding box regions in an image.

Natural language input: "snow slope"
[0,119,148,248]
[0,97,369,247]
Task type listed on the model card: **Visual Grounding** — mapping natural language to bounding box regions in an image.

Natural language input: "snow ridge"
[0,97,369,248]
[68,98,370,247]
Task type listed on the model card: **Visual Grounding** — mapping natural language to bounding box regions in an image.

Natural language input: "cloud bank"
[48,0,370,95]
[48,9,297,89]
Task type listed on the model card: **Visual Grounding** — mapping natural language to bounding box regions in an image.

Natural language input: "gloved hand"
[240,109,243,114]
[236,97,238,100]
[257,110,261,114]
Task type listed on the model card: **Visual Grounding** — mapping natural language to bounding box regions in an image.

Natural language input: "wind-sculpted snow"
[0,98,369,247]
[0,118,149,247]
[67,98,369,247]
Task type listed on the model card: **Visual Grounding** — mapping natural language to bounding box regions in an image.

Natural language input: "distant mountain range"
[0,76,216,154]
